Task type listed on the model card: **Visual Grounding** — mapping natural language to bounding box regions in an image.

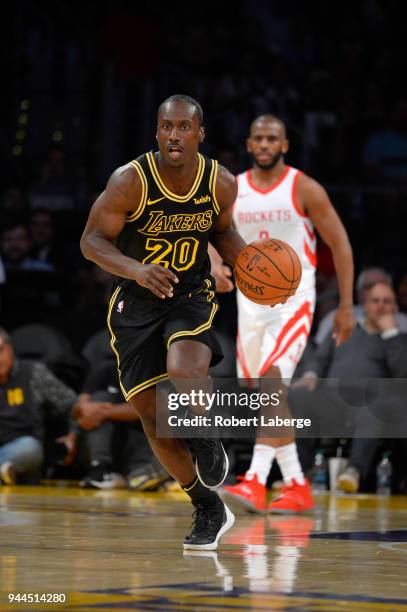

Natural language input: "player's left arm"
[209,165,246,266]
[299,174,355,345]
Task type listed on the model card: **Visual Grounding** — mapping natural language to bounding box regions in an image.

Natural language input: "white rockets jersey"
[233,166,316,295]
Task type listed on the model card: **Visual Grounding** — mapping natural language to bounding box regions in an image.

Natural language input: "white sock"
[275,443,305,485]
[246,444,276,485]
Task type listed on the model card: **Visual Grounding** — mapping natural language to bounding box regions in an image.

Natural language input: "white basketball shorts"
[236,287,316,383]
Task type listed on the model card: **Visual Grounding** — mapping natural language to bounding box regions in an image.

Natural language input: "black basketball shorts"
[107,278,223,401]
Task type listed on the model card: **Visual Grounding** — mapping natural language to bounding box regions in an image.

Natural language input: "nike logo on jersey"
[147,196,166,206]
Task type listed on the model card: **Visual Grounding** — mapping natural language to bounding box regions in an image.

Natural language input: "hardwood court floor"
[0,485,407,611]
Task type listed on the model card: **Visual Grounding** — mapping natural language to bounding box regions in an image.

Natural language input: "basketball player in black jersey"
[80,95,246,550]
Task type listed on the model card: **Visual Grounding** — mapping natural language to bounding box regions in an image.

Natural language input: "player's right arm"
[80,165,178,298]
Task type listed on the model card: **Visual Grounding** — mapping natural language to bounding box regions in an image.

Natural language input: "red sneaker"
[221,475,266,513]
[268,479,315,514]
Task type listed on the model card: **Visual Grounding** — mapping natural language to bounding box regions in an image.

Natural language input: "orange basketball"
[234,238,302,305]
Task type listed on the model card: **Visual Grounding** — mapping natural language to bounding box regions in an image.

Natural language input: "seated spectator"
[0,327,78,484]
[289,282,407,493]
[0,222,65,328]
[396,272,407,314]
[28,209,66,272]
[0,221,45,271]
[75,362,169,491]
[315,267,407,345]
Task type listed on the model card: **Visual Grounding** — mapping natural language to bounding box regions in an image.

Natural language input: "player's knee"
[167,361,208,382]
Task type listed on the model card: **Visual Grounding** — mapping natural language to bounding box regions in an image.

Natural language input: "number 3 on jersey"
[142,237,199,271]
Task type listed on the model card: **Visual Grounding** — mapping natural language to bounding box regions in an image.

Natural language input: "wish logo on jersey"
[138,210,214,236]
[193,194,211,205]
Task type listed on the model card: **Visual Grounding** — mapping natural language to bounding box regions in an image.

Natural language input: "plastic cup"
[329,457,349,491]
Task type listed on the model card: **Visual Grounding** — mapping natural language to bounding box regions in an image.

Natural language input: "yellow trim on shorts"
[146,151,205,202]
[166,279,218,348]
[125,372,170,401]
[106,286,128,398]
[209,159,220,215]
[126,160,148,222]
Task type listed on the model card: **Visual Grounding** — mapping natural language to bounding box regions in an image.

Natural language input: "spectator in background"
[76,362,168,491]
[1,222,34,270]
[315,267,407,345]
[0,327,78,484]
[0,221,64,328]
[363,99,407,183]
[290,282,407,493]
[0,221,56,273]
[396,272,407,314]
[28,209,63,272]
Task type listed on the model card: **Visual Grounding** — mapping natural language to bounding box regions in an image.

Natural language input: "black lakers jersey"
[115,151,220,299]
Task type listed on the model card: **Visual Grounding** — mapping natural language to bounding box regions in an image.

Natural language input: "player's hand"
[212,262,234,293]
[74,401,113,430]
[375,312,397,332]
[332,305,354,346]
[291,374,318,391]
[269,295,290,309]
[134,263,179,299]
[56,432,78,466]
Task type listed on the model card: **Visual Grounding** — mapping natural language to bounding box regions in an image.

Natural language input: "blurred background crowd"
[0,1,406,494]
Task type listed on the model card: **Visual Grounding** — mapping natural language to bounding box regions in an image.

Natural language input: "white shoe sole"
[195,442,229,489]
[220,488,267,514]
[183,503,235,551]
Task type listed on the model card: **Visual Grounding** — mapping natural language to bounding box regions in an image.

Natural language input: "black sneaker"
[194,437,229,488]
[80,461,126,490]
[184,498,235,551]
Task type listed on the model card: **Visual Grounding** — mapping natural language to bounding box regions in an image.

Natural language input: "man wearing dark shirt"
[289,283,407,492]
[76,361,168,490]
[0,327,79,484]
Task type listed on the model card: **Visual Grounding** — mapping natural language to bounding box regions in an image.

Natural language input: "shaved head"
[250,115,287,138]
[158,94,203,127]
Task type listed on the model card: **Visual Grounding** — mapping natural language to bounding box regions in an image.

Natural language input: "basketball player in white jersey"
[213,115,354,513]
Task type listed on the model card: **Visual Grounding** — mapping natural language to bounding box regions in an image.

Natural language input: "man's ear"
[199,127,205,143]
[282,138,289,155]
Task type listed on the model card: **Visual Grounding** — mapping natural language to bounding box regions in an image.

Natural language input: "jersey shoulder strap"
[126,153,149,223]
